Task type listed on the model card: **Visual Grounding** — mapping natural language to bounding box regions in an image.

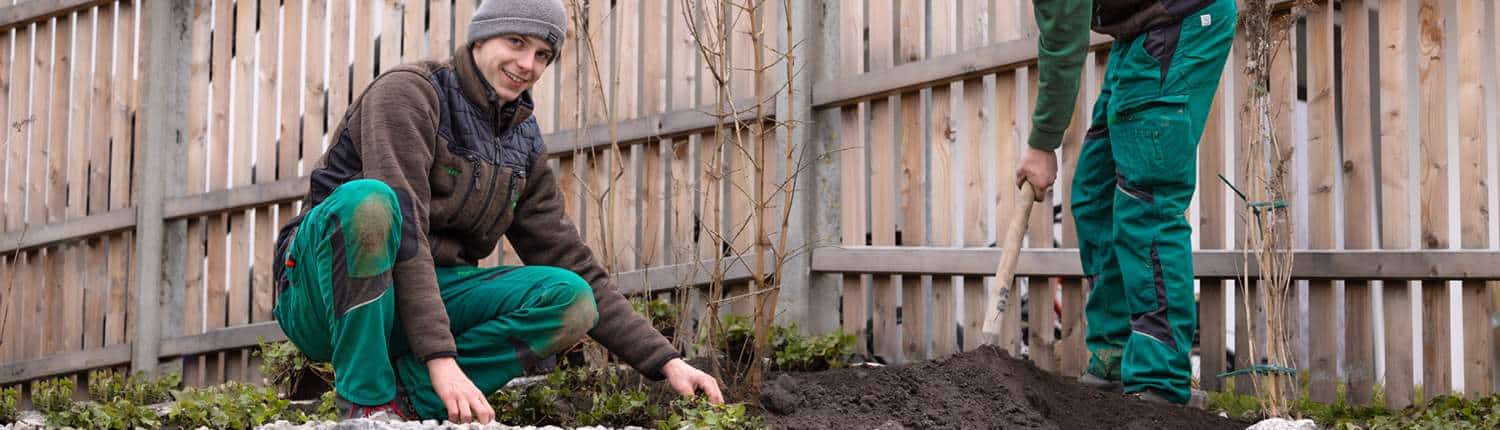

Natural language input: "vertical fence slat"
[275,0,305,342]
[0,23,15,361]
[1305,1,1338,403]
[61,8,92,359]
[180,0,210,383]
[956,0,991,354]
[836,0,867,358]
[1271,19,1298,372]
[225,0,258,382]
[1457,0,1495,396]
[400,0,423,62]
[1340,0,1377,406]
[1230,26,1255,394]
[6,25,31,234]
[278,0,303,181]
[204,0,235,386]
[327,0,351,134]
[38,16,63,358]
[252,0,280,331]
[586,0,608,126]
[866,0,898,363]
[1196,62,1228,392]
[28,19,51,233]
[1379,0,1416,408]
[428,0,451,61]
[352,0,374,96]
[925,0,957,359]
[1417,0,1451,398]
[0,23,10,236]
[303,0,326,173]
[894,0,925,361]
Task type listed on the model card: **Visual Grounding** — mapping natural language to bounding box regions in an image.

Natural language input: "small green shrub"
[256,339,334,397]
[0,386,19,424]
[165,381,312,429]
[45,398,160,430]
[771,323,856,371]
[87,369,179,404]
[30,376,76,414]
[660,396,765,430]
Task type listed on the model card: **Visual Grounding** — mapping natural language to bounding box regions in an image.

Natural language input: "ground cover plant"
[0,386,18,424]
[257,338,335,400]
[1208,381,1500,430]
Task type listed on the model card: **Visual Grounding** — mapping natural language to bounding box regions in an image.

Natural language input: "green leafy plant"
[660,395,765,430]
[45,398,160,430]
[30,376,76,414]
[256,339,334,398]
[634,298,680,334]
[770,323,856,372]
[165,381,312,429]
[717,314,756,361]
[87,369,179,405]
[315,389,339,422]
[0,386,19,424]
[577,389,661,426]
[1360,395,1500,430]
[490,380,570,424]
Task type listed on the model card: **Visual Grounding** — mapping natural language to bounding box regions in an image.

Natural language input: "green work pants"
[1071,0,1236,404]
[273,179,599,419]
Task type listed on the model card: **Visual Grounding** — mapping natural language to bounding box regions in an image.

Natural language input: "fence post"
[783,0,842,335]
[774,0,820,332]
[132,0,192,377]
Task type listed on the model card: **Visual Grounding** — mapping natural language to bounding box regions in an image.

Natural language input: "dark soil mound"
[757,345,1248,430]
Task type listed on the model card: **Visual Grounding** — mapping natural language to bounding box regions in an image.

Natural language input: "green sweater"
[1028,0,1092,151]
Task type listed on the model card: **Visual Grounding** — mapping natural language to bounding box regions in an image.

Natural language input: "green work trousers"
[273,179,599,419]
[1072,0,1236,404]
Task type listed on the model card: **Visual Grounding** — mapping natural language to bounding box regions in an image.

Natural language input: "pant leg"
[1107,0,1237,404]
[396,265,599,419]
[273,179,405,406]
[1074,46,1130,382]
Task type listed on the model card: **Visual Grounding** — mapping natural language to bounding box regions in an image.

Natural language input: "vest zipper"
[465,164,504,233]
[448,157,482,225]
[483,171,523,237]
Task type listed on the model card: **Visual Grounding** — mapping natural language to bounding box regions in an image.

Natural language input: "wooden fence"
[0,0,1498,411]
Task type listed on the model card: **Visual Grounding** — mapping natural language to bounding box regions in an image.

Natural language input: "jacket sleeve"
[356,71,457,361]
[1028,0,1092,151]
[506,155,681,380]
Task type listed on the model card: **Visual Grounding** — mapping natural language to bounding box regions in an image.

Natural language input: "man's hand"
[1015,147,1058,200]
[427,357,494,424]
[661,358,725,403]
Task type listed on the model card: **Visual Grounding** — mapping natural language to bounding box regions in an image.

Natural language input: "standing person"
[1014,0,1237,407]
[271,0,723,423]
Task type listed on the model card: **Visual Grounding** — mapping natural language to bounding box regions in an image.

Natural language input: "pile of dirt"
[756,345,1248,430]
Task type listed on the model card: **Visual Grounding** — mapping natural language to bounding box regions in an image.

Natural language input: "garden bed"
[756,345,1247,430]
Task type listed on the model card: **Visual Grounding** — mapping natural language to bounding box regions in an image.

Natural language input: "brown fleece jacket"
[281,47,679,379]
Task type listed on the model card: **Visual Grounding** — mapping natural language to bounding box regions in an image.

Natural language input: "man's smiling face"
[471,34,555,102]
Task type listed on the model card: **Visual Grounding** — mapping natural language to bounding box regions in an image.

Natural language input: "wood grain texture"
[1340,0,1377,406]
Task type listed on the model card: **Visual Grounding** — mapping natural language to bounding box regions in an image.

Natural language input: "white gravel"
[1246,417,1321,430]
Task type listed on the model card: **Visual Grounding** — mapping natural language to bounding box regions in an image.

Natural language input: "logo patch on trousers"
[1201,15,1211,26]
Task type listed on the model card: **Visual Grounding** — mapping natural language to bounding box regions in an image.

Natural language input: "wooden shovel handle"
[982,185,1038,339]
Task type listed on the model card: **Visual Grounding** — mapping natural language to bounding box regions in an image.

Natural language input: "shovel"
[982,184,1040,342]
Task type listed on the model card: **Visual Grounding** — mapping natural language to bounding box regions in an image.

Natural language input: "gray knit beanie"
[467,0,568,55]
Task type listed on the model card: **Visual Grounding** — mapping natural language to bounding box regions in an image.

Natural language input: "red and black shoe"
[335,393,417,421]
